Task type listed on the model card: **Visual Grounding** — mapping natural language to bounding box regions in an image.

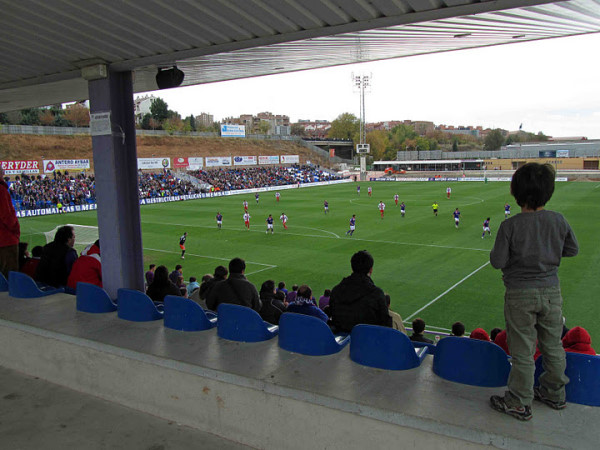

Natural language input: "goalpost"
[43,224,99,250]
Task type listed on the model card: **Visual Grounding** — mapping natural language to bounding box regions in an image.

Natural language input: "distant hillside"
[0,134,333,169]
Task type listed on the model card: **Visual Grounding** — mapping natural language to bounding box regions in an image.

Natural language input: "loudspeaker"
[155,66,185,89]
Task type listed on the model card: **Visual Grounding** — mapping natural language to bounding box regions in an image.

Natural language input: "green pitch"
[18,181,600,339]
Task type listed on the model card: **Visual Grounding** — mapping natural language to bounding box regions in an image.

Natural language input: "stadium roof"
[1,0,600,113]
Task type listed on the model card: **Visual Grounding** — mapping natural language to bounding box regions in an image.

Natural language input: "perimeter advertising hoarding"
[137,157,171,170]
[259,155,279,165]
[43,159,91,173]
[233,156,257,166]
[220,124,246,137]
[280,155,299,164]
[1,160,40,175]
[205,156,232,167]
[173,157,203,170]
[556,150,570,158]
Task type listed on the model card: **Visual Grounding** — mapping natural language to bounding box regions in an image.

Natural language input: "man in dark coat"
[206,258,261,312]
[35,225,78,288]
[329,250,392,333]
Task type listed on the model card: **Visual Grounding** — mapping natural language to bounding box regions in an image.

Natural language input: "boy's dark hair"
[324,289,331,297]
[292,284,298,291]
[384,293,391,307]
[260,279,276,294]
[175,264,182,271]
[278,281,286,289]
[229,257,245,274]
[31,245,43,258]
[490,327,502,341]
[451,321,465,336]
[412,318,426,334]
[214,265,228,278]
[201,274,213,283]
[351,250,374,275]
[54,225,74,245]
[510,163,555,209]
[149,264,156,270]
[189,276,197,283]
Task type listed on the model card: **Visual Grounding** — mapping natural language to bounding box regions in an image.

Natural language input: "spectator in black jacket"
[146,265,182,303]
[206,258,261,312]
[410,318,434,344]
[35,225,78,288]
[258,279,287,325]
[329,250,391,333]
[199,265,228,300]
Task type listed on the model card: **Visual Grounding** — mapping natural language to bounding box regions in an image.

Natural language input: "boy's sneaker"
[490,395,532,421]
[533,386,567,410]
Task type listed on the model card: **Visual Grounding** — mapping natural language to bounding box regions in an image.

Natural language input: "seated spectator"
[169,264,183,285]
[206,258,261,312]
[469,328,491,341]
[410,318,433,344]
[187,276,200,296]
[145,264,156,287]
[35,225,78,288]
[386,293,406,334]
[330,250,391,332]
[277,281,288,296]
[258,280,287,325]
[451,321,466,337]
[176,274,187,297]
[562,326,596,355]
[146,265,182,303]
[199,265,227,300]
[286,284,299,303]
[318,289,331,310]
[67,240,102,290]
[493,329,510,355]
[286,285,328,323]
[21,245,43,279]
[490,327,502,342]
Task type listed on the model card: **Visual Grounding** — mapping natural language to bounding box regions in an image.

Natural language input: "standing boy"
[482,217,491,238]
[489,163,579,421]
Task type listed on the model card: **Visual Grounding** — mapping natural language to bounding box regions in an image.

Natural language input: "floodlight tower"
[352,73,371,180]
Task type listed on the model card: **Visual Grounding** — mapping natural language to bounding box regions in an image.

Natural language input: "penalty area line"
[404,261,491,321]
[144,247,277,271]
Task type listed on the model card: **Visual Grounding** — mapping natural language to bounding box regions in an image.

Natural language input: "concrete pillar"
[87,71,144,298]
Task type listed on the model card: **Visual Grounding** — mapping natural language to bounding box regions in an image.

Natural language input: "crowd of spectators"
[8,165,341,211]
[189,165,340,191]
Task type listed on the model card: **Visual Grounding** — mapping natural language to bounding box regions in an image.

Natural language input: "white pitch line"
[405,261,491,321]
[294,225,340,238]
[143,220,489,253]
[144,247,276,269]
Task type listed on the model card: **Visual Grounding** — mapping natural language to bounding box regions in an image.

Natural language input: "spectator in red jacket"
[469,328,491,341]
[67,240,102,290]
[0,167,21,277]
[562,326,596,355]
[21,245,43,279]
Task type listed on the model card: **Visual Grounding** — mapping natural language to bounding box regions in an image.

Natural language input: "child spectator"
[21,245,43,279]
[187,276,200,296]
[410,318,433,344]
[489,163,579,421]
[562,326,596,355]
[286,285,328,323]
[469,328,490,341]
[451,322,465,337]
[490,327,502,342]
[318,289,331,310]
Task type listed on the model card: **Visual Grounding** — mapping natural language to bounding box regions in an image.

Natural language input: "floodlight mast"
[352,73,371,180]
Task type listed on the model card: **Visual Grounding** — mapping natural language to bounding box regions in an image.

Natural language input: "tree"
[185,115,196,132]
[64,103,90,127]
[0,112,7,124]
[20,108,41,125]
[290,123,306,137]
[257,120,271,135]
[40,109,55,126]
[150,98,169,122]
[484,129,505,150]
[452,139,459,152]
[366,130,390,161]
[163,116,184,134]
[328,113,360,142]
[140,113,153,130]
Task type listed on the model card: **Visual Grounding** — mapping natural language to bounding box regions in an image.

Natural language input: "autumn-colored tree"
[290,123,306,137]
[64,103,90,127]
[366,130,389,161]
[163,116,184,134]
[328,113,360,142]
[39,109,55,126]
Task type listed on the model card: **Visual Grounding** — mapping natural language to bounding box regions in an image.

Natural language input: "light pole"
[352,73,371,180]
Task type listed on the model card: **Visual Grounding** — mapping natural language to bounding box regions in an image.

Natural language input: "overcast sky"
[148,32,600,139]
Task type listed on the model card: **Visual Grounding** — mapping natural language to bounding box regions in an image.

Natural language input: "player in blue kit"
[345,215,356,236]
[324,200,329,214]
[504,203,511,219]
[482,217,491,238]
[255,192,260,204]
[356,185,360,195]
[400,202,406,217]
[216,212,223,229]
[266,214,274,234]
[453,208,461,229]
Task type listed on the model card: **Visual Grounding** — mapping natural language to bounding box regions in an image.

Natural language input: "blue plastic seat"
[0,271,8,292]
[350,325,428,370]
[535,352,600,406]
[163,295,217,331]
[8,271,65,298]
[278,312,350,356]
[117,288,164,322]
[432,336,511,387]
[217,303,278,342]
[76,282,117,313]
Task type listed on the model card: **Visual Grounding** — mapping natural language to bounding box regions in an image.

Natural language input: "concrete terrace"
[1,291,598,449]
